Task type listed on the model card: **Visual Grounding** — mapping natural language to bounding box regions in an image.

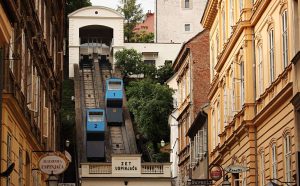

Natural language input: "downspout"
[252,30,258,186]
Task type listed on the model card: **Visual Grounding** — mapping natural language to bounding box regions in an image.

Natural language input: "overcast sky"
[90,0,155,13]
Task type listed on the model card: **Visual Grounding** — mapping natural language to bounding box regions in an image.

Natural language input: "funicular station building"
[68,6,180,186]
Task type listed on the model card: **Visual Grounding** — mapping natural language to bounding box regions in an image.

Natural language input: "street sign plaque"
[188,179,214,185]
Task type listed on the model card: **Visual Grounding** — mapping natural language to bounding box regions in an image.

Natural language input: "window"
[223,84,228,125]
[257,45,263,96]
[211,45,215,78]
[185,24,190,31]
[271,143,277,180]
[144,60,155,66]
[212,110,216,148]
[222,9,226,43]
[229,0,234,33]
[184,0,190,8]
[8,29,15,73]
[260,150,265,186]
[230,68,235,115]
[282,10,288,68]
[284,135,292,183]
[269,29,275,83]
[240,61,245,107]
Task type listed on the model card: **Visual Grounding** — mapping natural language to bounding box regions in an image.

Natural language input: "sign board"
[224,164,248,173]
[38,152,69,175]
[188,179,213,185]
[112,154,141,176]
[209,165,223,181]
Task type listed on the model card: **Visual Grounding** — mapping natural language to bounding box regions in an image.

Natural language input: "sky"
[90,0,155,13]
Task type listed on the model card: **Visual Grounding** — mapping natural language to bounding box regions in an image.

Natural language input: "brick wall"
[187,30,210,118]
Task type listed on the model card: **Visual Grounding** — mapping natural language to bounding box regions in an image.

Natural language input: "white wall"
[124,43,182,68]
[166,72,179,184]
[68,6,124,77]
[156,0,207,43]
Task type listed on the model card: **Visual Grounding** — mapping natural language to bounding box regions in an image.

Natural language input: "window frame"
[271,143,278,181]
[284,135,292,183]
[281,10,288,68]
[269,29,275,83]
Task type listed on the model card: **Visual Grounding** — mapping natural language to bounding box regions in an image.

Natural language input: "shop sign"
[224,164,248,173]
[38,152,69,175]
[188,179,213,185]
[209,165,223,181]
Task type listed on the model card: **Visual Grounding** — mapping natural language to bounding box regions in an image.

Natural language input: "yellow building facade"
[0,1,65,186]
[202,0,299,185]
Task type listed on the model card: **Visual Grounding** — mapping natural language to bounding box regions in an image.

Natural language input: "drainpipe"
[0,48,3,186]
[252,30,258,186]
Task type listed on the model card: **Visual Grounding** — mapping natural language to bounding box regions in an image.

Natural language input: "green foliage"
[115,49,144,77]
[117,0,144,42]
[142,64,157,79]
[132,31,154,43]
[156,63,174,84]
[126,79,173,152]
[115,49,174,83]
[66,0,92,15]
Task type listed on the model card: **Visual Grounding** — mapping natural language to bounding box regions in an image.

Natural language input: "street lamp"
[65,139,70,148]
[161,139,165,147]
[46,173,58,186]
[222,175,231,186]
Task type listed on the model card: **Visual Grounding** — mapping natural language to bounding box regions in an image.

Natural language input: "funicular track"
[99,62,130,159]
[74,53,137,163]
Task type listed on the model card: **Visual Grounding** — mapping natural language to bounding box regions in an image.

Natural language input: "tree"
[66,0,92,15]
[126,79,174,152]
[156,63,174,84]
[132,31,154,43]
[115,48,143,78]
[118,0,144,42]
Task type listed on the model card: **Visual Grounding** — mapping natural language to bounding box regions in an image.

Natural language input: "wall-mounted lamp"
[124,180,128,185]
[161,139,165,147]
[65,139,70,148]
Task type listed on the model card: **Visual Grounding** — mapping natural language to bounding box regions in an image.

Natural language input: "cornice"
[0,4,12,44]
[201,0,218,29]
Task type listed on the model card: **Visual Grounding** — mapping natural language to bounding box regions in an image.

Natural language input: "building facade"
[172,30,210,186]
[0,1,64,185]
[155,0,207,43]
[202,0,299,185]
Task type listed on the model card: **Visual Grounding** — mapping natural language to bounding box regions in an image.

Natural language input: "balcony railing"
[81,162,171,178]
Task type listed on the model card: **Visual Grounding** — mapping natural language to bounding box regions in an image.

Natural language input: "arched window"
[284,134,292,183]
[257,44,263,96]
[269,29,275,83]
[271,143,277,181]
[260,149,265,186]
[282,10,288,68]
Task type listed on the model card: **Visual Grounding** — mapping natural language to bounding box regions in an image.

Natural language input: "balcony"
[80,162,171,178]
